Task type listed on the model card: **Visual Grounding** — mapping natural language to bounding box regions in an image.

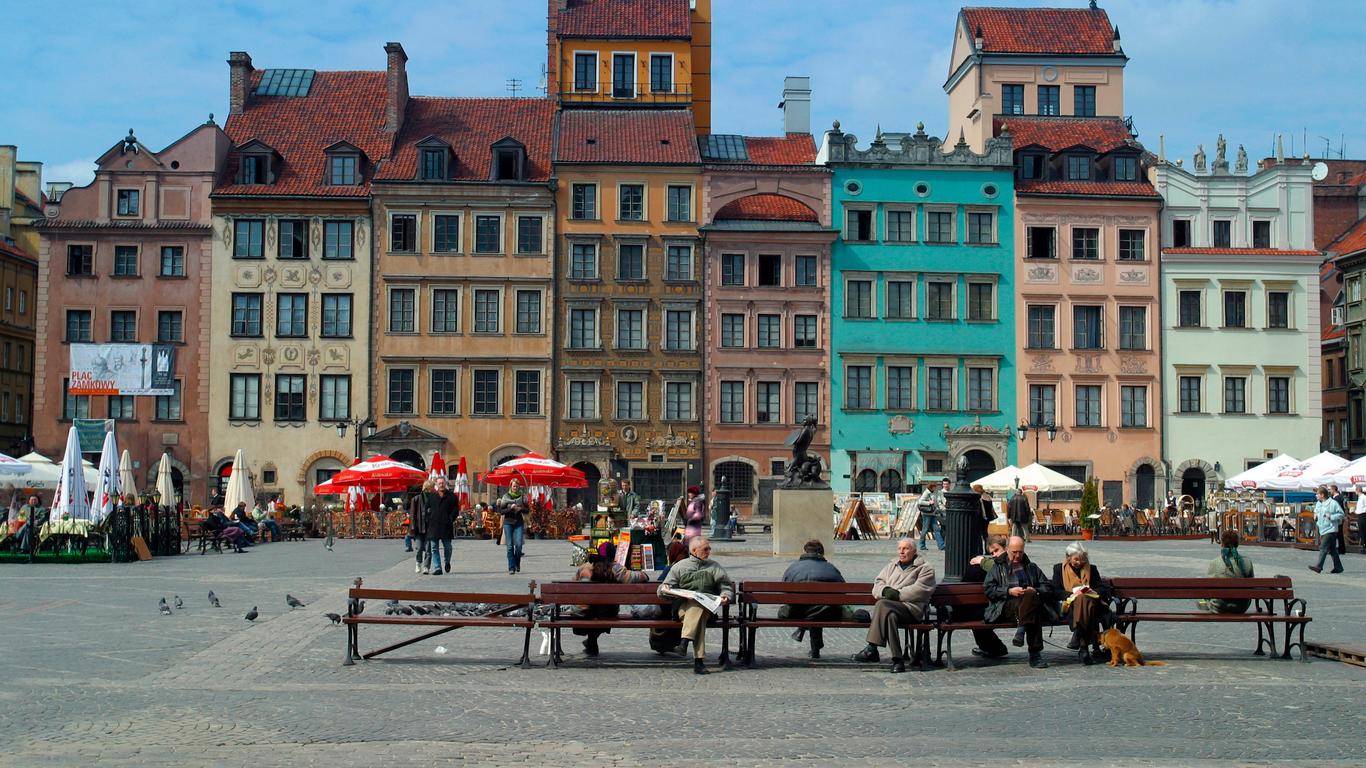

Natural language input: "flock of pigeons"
[157,589,339,624]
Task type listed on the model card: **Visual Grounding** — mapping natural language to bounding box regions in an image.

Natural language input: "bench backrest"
[1109,576,1294,602]
[349,586,535,605]
[739,580,876,607]
[929,582,989,608]
[540,581,671,606]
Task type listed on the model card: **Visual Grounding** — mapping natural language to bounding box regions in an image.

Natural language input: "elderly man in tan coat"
[851,538,937,673]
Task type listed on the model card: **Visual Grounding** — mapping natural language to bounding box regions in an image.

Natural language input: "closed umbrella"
[91,430,120,523]
[453,455,470,511]
[51,426,91,523]
[80,459,100,489]
[223,449,255,514]
[155,453,178,509]
[429,451,447,483]
[118,449,138,500]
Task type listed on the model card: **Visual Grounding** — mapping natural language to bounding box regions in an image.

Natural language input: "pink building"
[36,122,228,504]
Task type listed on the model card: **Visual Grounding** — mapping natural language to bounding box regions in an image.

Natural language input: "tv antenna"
[506,78,523,97]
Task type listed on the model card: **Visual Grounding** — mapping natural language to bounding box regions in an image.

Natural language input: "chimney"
[0,146,15,216]
[384,42,409,133]
[780,76,811,135]
[975,25,984,51]
[228,52,253,116]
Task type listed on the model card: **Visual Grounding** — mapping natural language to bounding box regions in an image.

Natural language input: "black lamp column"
[941,454,981,582]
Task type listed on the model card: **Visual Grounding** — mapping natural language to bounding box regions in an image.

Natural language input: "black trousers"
[1316,532,1344,572]
[1357,513,1366,552]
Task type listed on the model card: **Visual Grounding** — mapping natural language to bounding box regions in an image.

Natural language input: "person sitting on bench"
[780,539,854,659]
[962,535,1011,660]
[252,502,283,543]
[658,536,733,675]
[852,538,936,674]
[1199,529,1254,614]
[572,542,650,657]
[984,536,1058,669]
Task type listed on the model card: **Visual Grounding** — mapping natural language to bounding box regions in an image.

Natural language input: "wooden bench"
[1108,576,1311,661]
[343,585,537,667]
[929,582,1069,670]
[538,581,734,668]
[736,581,930,668]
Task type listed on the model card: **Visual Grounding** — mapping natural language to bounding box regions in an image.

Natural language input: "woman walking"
[497,478,529,575]
[408,481,431,573]
[1308,486,1345,574]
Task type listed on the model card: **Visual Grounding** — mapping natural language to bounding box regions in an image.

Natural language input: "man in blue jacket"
[779,539,854,658]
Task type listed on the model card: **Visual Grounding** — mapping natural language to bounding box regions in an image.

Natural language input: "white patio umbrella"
[1012,462,1084,493]
[118,449,138,499]
[223,449,254,514]
[971,464,1024,493]
[155,453,178,509]
[0,452,32,478]
[1327,456,1366,489]
[90,430,120,523]
[1260,451,1347,492]
[51,426,91,523]
[80,459,101,489]
[1224,453,1298,489]
[17,451,63,489]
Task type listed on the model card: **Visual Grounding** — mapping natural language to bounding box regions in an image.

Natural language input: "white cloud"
[44,159,96,188]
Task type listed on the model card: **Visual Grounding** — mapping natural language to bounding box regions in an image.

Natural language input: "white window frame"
[513,368,545,416]
[428,365,462,417]
[662,378,695,421]
[883,206,916,244]
[565,378,600,420]
[513,288,545,335]
[384,365,419,417]
[566,304,601,350]
[1073,382,1105,427]
[470,285,504,335]
[610,51,638,99]
[616,181,648,222]
[470,367,502,416]
[664,241,694,281]
[512,212,547,256]
[1176,369,1206,414]
[965,361,999,412]
[883,362,916,412]
[842,204,876,242]
[661,306,696,351]
[924,206,957,244]
[386,285,420,334]
[570,183,599,221]
[844,274,875,319]
[571,50,599,93]
[614,377,647,421]
[665,184,694,223]
[924,359,958,411]
[387,209,421,254]
[965,277,997,322]
[614,304,647,350]
[470,211,505,256]
[428,286,461,335]
[429,210,464,254]
[649,52,675,94]
[568,239,599,280]
[924,275,957,321]
[964,205,998,245]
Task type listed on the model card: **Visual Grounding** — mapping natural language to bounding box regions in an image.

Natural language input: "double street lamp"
[334,417,376,461]
[1017,421,1058,463]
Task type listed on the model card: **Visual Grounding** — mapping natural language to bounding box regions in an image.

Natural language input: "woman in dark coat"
[1050,541,1112,665]
[408,480,432,573]
[423,478,458,575]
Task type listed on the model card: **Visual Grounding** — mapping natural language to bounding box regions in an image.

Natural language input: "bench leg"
[1254,620,1271,656]
[745,627,757,666]
[719,625,731,669]
[343,624,356,666]
[943,630,958,671]
[519,627,532,669]
[1292,622,1309,662]
[934,630,946,668]
[916,629,931,671]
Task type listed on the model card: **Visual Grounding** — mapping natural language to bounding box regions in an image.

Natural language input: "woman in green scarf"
[497,478,529,575]
[1199,529,1254,613]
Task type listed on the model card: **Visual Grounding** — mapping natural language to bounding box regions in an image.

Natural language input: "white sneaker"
[421,568,430,575]
[415,563,421,573]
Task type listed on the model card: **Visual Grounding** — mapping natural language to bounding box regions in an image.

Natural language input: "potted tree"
[1079,477,1100,540]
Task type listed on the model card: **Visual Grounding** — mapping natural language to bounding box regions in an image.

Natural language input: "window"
[1072,227,1099,260]
[756,382,781,423]
[794,315,817,348]
[387,369,415,415]
[67,244,94,276]
[1073,306,1102,349]
[390,213,416,252]
[473,289,500,333]
[1029,384,1056,426]
[568,380,598,419]
[1268,376,1291,414]
[108,395,134,421]
[230,374,260,420]
[276,294,307,337]
[612,53,635,97]
[616,380,644,420]
[516,216,543,254]
[515,370,541,415]
[1114,156,1138,181]
[795,382,819,422]
[1073,86,1096,117]
[116,189,140,216]
[155,380,182,422]
[17,291,24,315]
[1223,291,1247,328]
[968,367,994,411]
[757,254,781,286]
[616,308,644,349]
[927,367,955,410]
[664,309,693,350]
[569,308,597,349]
[230,294,262,337]
[1121,385,1147,427]
[312,294,349,338]
[1253,220,1272,249]
[968,282,994,321]
[474,215,501,253]
[666,185,692,222]
[1027,305,1055,349]
[278,219,308,259]
[239,154,268,184]
[1172,219,1192,248]
[650,53,673,92]
[926,211,954,243]
[720,381,745,423]
[845,366,872,409]
[573,52,597,91]
[618,184,644,220]
[927,281,954,320]
[887,210,915,242]
[274,374,305,421]
[1119,306,1147,350]
[1179,376,1202,413]
[794,254,817,287]
[1178,290,1202,327]
[571,183,597,219]
[1027,226,1056,258]
[886,366,914,410]
[1075,385,1102,427]
[157,310,183,343]
[112,246,138,276]
[967,212,994,244]
[232,219,266,260]
[66,310,92,342]
[320,375,350,421]
[473,370,500,415]
[1223,376,1246,414]
[570,243,597,279]
[1213,220,1232,248]
[665,381,692,420]
[720,313,744,348]
[1115,229,1145,261]
[420,148,446,181]
[846,279,873,318]
[1066,155,1091,180]
[721,253,744,286]
[63,378,90,420]
[845,209,872,241]
[389,288,416,333]
[886,280,914,320]
[1002,84,1025,115]
[159,246,184,277]
[422,370,456,416]
[324,221,353,259]
[1267,291,1290,329]
[757,314,781,348]
[666,245,693,281]
[609,243,642,280]
[515,290,542,334]
[329,154,358,185]
[110,311,137,342]
[1021,154,1044,180]
[430,289,459,333]
[1038,85,1060,116]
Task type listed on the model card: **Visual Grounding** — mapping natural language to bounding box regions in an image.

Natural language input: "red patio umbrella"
[330,455,428,489]
[481,453,587,488]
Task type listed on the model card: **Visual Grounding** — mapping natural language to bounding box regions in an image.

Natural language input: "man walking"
[917,479,947,551]
[851,538,936,673]
[1007,487,1032,541]
[1355,485,1366,555]
[423,477,457,575]
[984,536,1058,668]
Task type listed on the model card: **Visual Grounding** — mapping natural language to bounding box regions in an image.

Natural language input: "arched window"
[713,461,755,502]
[880,469,904,494]
[854,469,878,492]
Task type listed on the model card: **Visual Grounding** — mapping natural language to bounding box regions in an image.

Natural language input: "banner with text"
[69,344,177,395]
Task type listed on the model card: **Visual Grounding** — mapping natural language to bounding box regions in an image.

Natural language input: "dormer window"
[1020,153,1045,180]
[416,137,453,181]
[324,142,365,186]
[1113,156,1138,181]
[240,155,267,184]
[235,140,279,185]
[491,137,527,182]
[1066,154,1092,181]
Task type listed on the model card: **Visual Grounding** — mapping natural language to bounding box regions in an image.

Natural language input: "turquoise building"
[818,123,1017,493]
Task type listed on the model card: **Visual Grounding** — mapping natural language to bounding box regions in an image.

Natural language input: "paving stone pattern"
[1,535,1364,766]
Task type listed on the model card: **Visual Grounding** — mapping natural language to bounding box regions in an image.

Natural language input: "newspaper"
[661,587,723,614]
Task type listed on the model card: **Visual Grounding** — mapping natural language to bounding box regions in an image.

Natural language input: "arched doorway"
[963,450,996,484]
[854,468,878,492]
[1181,467,1206,505]
[712,460,756,503]
[1135,464,1156,509]
[390,449,425,471]
[170,468,185,506]
[879,469,904,494]
[567,461,600,512]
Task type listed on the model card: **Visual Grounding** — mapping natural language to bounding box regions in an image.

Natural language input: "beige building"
[0,146,40,455]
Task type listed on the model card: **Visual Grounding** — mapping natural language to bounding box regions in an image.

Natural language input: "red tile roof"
[997,116,1138,154]
[1165,247,1321,257]
[1327,216,1366,256]
[556,110,699,165]
[375,98,553,182]
[1017,180,1159,198]
[961,7,1116,55]
[557,0,690,39]
[0,240,36,265]
[1324,326,1346,341]
[216,71,391,197]
[742,134,817,165]
[714,194,818,223]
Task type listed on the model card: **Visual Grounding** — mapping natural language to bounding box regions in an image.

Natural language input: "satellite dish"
[1312,162,1329,181]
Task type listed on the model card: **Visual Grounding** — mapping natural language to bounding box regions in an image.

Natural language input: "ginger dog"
[1100,627,1166,667]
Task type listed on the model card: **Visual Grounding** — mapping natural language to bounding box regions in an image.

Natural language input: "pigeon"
[173,595,184,610]
[399,605,414,616]
[208,591,221,608]
[286,594,306,609]
[355,600,365,615]
[244,606,258,622]
[159,598,172,616]
[352,577,364,589]
[323,612,342,625]
[411,604,429,616]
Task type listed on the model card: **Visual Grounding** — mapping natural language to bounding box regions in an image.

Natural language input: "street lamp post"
[942,454,980,583]
[1016,421,1058,463]
[334,417,377,462]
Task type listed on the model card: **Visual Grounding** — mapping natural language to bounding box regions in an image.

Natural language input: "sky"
[5,0,1365,188]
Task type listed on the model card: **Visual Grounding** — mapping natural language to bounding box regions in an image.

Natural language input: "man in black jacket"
[779,539,849,658]
[961,535,1010,660]
[423,477,458,575]
[984,536,1059,668]
[1007,489,1032,541]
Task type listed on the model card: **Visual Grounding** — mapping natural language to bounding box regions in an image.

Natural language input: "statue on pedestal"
[780,415,829,490]
[1236,144,1249,175]
[1194,144,1207,174]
